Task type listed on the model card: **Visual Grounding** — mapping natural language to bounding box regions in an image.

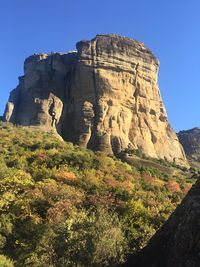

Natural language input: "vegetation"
[0,122,194,266]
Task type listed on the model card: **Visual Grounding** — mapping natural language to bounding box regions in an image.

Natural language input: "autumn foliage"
[0,122,194,266]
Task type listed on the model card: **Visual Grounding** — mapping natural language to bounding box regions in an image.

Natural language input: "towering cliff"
[4,34,188,166]
[178,128,200,161]
[123,179,200,267]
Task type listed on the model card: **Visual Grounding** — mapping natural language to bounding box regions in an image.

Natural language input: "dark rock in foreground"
[123,179,200,267]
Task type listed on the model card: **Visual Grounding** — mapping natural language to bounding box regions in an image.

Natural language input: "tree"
[56,208,127,266]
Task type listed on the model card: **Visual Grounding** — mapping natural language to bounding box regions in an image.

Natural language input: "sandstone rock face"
[4,34,188,166]
[178,128,200,161]
[123,180,200,267]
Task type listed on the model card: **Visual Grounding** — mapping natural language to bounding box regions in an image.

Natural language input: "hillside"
[0,122,194,266]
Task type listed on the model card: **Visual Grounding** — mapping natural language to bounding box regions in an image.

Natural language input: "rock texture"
[178,128,200,161]
[123,179,200,267]
[4,34,188,166]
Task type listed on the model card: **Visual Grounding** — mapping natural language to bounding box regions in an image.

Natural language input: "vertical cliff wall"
[3,34,188,166]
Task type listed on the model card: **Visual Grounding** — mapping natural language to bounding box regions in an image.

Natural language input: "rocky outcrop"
[178,128,200,161]
[3,34,188,166]
[123,179,200,267]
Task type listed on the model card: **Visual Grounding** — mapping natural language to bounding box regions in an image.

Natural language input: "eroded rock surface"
[123,179,200,267]
[4,34,188,166]
[178,128,200,161]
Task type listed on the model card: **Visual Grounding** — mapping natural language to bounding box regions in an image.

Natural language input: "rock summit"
[4,34,188,166]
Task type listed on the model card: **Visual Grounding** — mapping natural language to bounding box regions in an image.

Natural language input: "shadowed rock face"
[4,34,188,166]
[178,128,200,161]
[123,180,200,267]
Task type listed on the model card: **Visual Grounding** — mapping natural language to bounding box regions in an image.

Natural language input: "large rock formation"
[178,128,200,161]
[3,34,188,166]
[123,179,200,267]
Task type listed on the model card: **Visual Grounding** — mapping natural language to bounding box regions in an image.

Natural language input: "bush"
[0,255,14,267]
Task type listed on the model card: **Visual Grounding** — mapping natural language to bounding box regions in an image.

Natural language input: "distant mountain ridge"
[178,127,200,161]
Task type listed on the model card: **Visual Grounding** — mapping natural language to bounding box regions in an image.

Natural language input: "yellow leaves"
[121,180,134,193]
[45,147,59,156]
[55,171,77,183]
[29,214,42,225]
[0,170,34,213]
[0,255,14,267]
[12,198,41,224]
[82,169,100,186]
[129,199,147,213]
[2,192,15,202]
[1,170,33,190]
[0,192,16,209]
[104,175,134,194]
[153,178,165,187]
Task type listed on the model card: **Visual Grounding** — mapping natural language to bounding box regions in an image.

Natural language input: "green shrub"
[0,255,14,267]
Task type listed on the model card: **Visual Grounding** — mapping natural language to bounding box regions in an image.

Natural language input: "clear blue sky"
[0,0,199,131]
